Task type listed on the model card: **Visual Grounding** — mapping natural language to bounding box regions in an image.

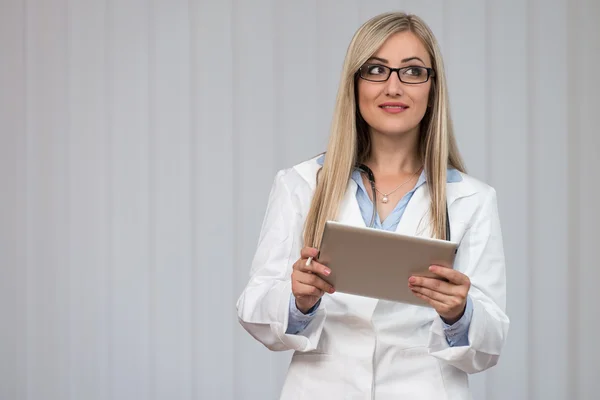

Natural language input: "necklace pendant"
[382,196,389,204]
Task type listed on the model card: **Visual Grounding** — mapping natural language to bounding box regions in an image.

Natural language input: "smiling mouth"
[379,104,408,113]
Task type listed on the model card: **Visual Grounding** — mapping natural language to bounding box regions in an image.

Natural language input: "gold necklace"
[372,167,422,204]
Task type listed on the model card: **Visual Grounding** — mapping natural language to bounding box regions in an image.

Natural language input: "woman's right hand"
[291,247,335,314]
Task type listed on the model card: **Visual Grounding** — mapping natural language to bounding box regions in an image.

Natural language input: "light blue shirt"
[286,154,473,347]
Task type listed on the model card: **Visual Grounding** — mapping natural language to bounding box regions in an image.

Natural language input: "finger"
[409,284,452,304]
[411,290,448,310]
[294,270,335,294]
[300,247,319,259]
[298,258,331,278]
[408,276,456,296]
[294,281,325,297]
[428,265,470,286]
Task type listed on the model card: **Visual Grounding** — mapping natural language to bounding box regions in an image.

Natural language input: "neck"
[365,127,422,175]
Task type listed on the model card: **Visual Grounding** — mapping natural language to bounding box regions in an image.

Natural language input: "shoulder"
[449,171,500,226]
[275,154,322,194]
[455,172,496,197]
[265,155,322,217]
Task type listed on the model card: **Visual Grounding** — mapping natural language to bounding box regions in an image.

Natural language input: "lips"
[379,102,409,113]
[379,102,409,109]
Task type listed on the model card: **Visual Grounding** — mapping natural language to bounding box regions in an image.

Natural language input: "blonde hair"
[303,12,466,247]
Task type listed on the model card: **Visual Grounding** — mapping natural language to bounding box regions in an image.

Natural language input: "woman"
[236,11,508,400]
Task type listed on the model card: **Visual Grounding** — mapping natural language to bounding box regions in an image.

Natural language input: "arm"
[427,188,509,373]
[236,170,327,352]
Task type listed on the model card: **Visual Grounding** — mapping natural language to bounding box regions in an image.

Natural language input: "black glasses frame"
[358,64,436,84]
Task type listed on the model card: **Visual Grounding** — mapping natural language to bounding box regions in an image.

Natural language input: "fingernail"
[323,268,331,276]
[329,287,335,294]
[409,277,416,284]
[429,266,435,271]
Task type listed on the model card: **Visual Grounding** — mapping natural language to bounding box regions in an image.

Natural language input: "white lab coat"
[236,156,509,400]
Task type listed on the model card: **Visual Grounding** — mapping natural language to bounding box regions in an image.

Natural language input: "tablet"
[316,221,458,307]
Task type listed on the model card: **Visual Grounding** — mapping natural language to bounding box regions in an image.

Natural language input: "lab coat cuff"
[273,281,326,352]
[429,298,485,349]
[427,298,502,373]
[286,294,321,334]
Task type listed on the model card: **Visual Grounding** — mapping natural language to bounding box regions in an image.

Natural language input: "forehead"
[371,31,431,65]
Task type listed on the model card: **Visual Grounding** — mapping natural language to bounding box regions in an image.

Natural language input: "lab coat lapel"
[337,180,365,228]
[395,184,431,237]
[446,178,476,206]
[395,178,478,238]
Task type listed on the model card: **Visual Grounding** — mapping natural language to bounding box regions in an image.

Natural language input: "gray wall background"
[1,0,599,399]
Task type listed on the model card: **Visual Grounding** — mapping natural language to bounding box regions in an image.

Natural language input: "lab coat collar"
[294,155,478,210]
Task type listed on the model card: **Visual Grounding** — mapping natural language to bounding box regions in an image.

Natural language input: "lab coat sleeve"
[428,187,510,374]
[236,169,326,352]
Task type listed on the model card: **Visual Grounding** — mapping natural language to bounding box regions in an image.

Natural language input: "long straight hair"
[303,12,466,248]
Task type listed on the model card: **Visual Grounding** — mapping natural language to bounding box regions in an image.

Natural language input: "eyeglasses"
[358,64,435,84]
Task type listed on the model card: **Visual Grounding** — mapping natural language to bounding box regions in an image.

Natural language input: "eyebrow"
[368,56,426,65]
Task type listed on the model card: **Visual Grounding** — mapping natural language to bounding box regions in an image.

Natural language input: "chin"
[370,124,419,137]
[365,112,422,137]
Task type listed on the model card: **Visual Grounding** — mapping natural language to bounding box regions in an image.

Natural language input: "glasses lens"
[360,64,390,81]
[399,67,429,83]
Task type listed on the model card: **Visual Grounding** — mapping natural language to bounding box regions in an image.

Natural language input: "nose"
[384,71,404,97]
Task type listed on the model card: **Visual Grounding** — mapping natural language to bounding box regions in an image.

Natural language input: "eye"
[365,64,387,75]
[402,67,426,77]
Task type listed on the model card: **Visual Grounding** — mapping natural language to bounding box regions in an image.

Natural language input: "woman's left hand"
[408,265,471,325]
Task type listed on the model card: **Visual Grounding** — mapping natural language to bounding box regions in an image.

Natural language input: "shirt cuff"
[441,296,473,347]
[285,294,321,335]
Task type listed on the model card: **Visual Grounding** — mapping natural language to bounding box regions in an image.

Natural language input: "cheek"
[357,82,377,115]
[406,87,432,121]
[410,85,432,110]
